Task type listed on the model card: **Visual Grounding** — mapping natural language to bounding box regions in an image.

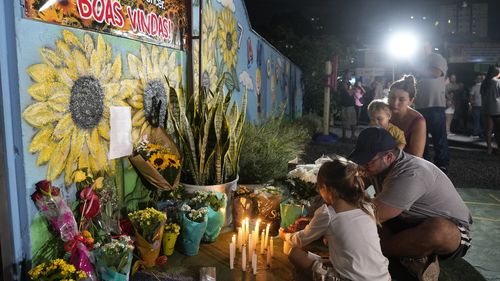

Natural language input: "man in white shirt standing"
[470,73,485,137]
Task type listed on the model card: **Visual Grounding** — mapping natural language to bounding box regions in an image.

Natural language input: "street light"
[387,32,418,80]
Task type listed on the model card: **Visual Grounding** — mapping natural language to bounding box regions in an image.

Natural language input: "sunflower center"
[70,76,104,129]
[154,158,164,166]
[144,79,167,126]
[201,70,210,89]
[225,32,233,51]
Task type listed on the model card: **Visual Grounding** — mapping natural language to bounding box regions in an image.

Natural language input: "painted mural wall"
[14,14,187,263]
[192,0,303,121]
[5,0,301,266]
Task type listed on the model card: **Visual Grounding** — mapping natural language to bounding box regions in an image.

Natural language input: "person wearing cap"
[349,127,472,281]
[413,44,450,173]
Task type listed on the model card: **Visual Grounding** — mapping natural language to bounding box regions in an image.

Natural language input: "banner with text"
[24,0,188,49]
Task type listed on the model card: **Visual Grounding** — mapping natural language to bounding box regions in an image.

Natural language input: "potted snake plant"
[167,73,247,226]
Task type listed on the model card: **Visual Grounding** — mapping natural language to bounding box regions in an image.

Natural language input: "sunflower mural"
[126,44,182,142]
[217,8,239,71]
[23,30,130,185]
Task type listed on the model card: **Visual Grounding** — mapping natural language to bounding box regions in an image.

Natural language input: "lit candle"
[264,223,270,249]
[270,238,274,257]
[242,244,247,271]
[252,251,257,275]
[232,234,236,246]
[260,229,265,254]
[230,242,235,269]
[255,218,261,234]
[253,230,259,251]
[244,218,250,243]
[266,246,272,267]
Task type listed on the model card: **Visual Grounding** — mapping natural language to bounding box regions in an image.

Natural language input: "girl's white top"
[285,204,390,281]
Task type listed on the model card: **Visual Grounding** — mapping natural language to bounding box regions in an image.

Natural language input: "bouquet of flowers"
[31,180,96,279]
[128,207,167,267]
[28,258,87,281]
[178,204,208,256]
[254,185,285,236]
[190,191,226,242]
[162,223,181,256]
[94,236,134,281]
[129,129,182,191]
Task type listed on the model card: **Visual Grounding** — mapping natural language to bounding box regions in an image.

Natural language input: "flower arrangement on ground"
[162,222,181,256]
[190,191,227,242]
[28,258,87,281]
[94,236,134,281]
[31,180,96,279]
[129,130,182,191]
[178,204,208,256]
[128,207,167,267]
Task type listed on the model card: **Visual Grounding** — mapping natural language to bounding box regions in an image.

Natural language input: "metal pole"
[323,60,332,135]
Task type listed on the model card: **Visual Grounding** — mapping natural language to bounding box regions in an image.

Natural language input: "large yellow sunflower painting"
[217,8,239,71]
[23,30,129,185]
[126,44,182,142]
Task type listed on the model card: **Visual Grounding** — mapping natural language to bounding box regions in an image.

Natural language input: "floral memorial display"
[128,207,167,268]
[178,203,208,256]
[190,190,227,242]
[254,185,285,236]
[94,236,134,281]
[129,128,182,191]
[28,258,87,281]
[162,222,180,256]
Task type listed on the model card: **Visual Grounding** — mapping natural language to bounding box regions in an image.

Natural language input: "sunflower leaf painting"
[126,44,182,142]
[23,30,130,185]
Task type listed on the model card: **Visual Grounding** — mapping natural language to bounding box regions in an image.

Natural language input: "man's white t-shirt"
[285,204,390,281]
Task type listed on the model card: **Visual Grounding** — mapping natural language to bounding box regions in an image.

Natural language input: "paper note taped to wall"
[109,106,133,160]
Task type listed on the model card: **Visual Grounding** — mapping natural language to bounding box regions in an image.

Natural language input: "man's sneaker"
[400,255,440,281]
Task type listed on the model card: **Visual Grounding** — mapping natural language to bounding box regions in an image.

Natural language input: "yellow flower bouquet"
[128,208,167,267]
[28,258,87,281]
[129,128,182,191]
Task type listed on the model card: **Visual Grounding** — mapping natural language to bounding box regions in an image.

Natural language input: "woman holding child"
[388,75,426,157]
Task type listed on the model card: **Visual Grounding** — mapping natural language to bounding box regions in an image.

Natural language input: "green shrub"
[293,113,322,137]
[239,114,309,184]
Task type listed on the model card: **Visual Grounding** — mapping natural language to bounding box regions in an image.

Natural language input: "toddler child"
[279,158,390,281]
[368,99,406,150]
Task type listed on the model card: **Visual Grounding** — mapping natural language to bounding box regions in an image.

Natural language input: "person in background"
[388,75,426,157]
[480,65,500,155]
[338,71,357,140]
[353,81,366,123]
[280,158,390,281]
[470,73,485,138]
[368,99,406,150]
[382,81,392,99]
[349,127,472,281]
[413,44,450,173]
[373,76,385,100]
[447,74,467,133]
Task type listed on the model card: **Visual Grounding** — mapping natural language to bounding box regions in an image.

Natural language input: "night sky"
[244,0,500,46]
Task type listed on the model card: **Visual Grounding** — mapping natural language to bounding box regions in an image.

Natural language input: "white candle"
[260,230,265,254]
[237,227,242,251]
[270,238,274,257]
[264,223,270,249]
[266,246,272,267]
[242,244,247,271]
[245,218,250,242]
[248,234,253,260]
[252,251,257,275]
[230,242,235,269]
[255,218,261,234]
[232,234,236,246]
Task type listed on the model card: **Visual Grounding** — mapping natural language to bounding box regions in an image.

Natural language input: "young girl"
[279,159,390,281]
[368,99,406,150]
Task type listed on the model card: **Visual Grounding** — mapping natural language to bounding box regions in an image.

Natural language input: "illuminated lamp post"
[315,54,338,144]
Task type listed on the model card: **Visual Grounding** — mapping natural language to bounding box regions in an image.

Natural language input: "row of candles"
[229,218,275,274]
